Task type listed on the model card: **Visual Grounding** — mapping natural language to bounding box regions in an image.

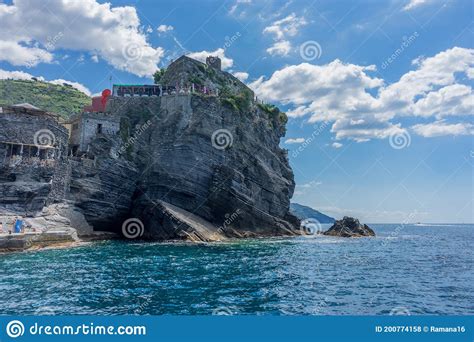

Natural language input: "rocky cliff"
[0,56,300,242]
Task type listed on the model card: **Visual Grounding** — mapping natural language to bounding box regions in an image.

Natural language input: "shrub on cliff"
[258,103,288,125]
[220,86,252,113]
[153,69,166,84]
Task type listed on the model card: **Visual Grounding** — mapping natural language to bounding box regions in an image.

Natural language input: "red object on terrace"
[83,89,111,112]
[102,89,111,97]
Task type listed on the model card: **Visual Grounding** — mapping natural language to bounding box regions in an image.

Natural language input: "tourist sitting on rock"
[13,218,24,234]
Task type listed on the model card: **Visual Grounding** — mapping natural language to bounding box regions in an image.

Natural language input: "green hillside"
[0,79,90,119]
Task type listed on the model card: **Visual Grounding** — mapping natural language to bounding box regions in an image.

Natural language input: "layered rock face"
[106,88,298,239]
[323,216,375,237]
[66,137,139,231]
[1,56,300,241]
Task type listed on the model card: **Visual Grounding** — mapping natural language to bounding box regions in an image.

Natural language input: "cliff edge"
[0,56,300,243]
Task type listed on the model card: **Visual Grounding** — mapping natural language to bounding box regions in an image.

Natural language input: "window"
[97,123,103,134]
[6,144,22,157]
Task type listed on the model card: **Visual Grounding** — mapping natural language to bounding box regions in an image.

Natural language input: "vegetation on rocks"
[258,103,288,125]
[153,69,166,84]
[220,86,253,113]
[0,79,90,119]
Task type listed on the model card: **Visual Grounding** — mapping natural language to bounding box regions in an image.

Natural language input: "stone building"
[67,94,120,155]
[206,56,221,70]
[0,103,69,213]
[0,103,68,166]
[68,112,120,155]
[161,55,253,99]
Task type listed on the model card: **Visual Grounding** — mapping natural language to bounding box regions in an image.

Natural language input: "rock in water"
[323,216,375,237]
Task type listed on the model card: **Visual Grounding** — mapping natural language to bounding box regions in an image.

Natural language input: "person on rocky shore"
[13,217,24,234]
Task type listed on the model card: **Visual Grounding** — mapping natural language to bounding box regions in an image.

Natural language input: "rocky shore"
[0,204,117,252]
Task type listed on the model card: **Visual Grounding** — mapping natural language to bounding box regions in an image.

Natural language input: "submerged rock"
[323,216,375,237]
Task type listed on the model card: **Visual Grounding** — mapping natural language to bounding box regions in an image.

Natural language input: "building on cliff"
[206,56,221,70]
[0,55,299,241]
[111,56,248,99]
[161,55,255,99]
[0,103,69,213]
[66,91,120,156]
[0,103,67,167]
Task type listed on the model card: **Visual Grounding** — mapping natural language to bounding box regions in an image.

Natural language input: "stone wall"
[69,112,120,152]
[0,112,68,149]
[161,56,254,99]
[0,111,69,215]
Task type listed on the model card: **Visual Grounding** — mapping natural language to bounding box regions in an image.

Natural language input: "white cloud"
[250,59,383,106]
[411,84,474,117]
[48,79,91,96]
[467,68,474,79]
[263,13,307,40]
[187,48,234,70]
[0,68,91,96]
[284,138,305,144]
[380,47,474,117]
[0,0,164,77]
[157,25,174,33]
[412,120,474,137]
[332,142,343,148]
[229,0,252,16]
[294,180,322,195]
[91,55,99,63]
[263,13,306,57]
[233,71,249,81]
[250,47,474,141]
[286,105,312,118]
[0,40,53,67]
[297,181,322,188]
[266,40,292,56]
[403,0,432,11]
[331,119,406,142]
[0,69,39,81]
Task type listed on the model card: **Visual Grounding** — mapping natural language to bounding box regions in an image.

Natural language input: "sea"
[0,224,472,315]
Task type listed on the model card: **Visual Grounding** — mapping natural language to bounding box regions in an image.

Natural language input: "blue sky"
[0,0,472,223]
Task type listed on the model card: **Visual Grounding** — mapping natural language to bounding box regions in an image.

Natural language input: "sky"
[0,0,472,223]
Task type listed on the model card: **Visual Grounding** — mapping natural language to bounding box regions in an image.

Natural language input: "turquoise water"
[0,224,472,315]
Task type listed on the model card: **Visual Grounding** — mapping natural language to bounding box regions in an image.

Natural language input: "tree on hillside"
[153,69,166,84]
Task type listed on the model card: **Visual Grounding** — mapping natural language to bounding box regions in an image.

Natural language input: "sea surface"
[0,224,472,315]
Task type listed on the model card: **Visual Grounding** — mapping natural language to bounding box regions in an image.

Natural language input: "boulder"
[323,216,375,237]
